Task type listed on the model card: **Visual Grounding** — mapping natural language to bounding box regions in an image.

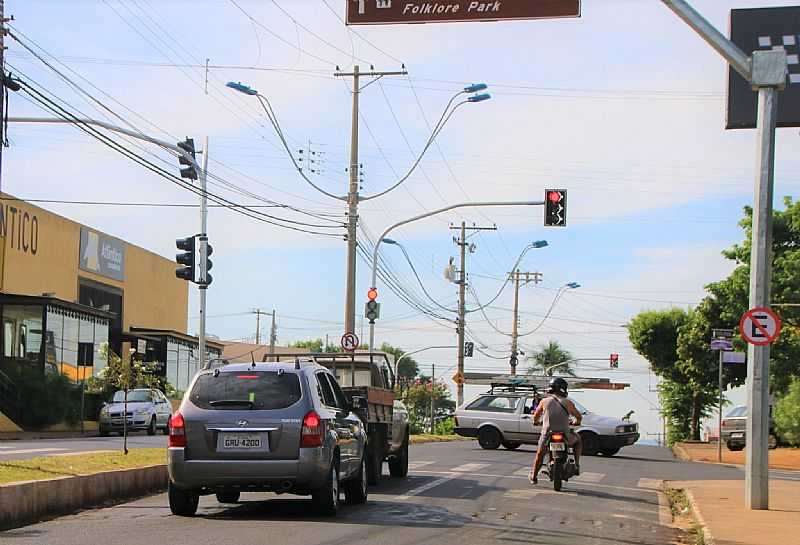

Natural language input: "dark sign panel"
[728,7,800,129]
[79,227,125,281]
[346,0,580,25]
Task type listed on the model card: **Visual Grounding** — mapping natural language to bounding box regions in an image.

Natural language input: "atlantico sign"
[346,0,580,25]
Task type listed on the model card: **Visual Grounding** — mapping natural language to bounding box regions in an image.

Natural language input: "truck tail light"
[168,412,187,448]
[301,411,323,448]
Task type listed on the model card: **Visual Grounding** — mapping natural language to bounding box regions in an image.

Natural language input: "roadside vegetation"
[0,449,165,485]
[629,198,800,444]
[664,486,706,545]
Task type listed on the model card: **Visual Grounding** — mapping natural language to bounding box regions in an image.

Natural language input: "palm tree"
[527,340,576,376]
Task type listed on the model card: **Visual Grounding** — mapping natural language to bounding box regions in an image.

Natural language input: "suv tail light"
[300,411,323,448]
[168,413,187,447]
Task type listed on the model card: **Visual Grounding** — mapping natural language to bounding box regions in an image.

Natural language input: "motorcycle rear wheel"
[552,462,563,492]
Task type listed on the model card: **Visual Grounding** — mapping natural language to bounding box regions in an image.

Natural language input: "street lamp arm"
[361,96,469,202]
[253,95,347,202]
[370,200,544,291]
[7,116,200,169]
[660,0,751,80]
[394,346,457,387]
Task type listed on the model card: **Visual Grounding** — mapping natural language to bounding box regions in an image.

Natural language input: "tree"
[289,339,341,353]
[87,344,159,454]
[774,378,800,446]
[379,343,419,391]
[402,377,455,434]
[526,340,575,376]
[707,197,800,394]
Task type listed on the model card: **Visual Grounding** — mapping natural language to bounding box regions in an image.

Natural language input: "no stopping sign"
[739,307,782,346]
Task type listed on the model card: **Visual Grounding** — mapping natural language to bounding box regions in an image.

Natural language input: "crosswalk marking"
[450,463,489,473]
[394,476,456,501]
[0,448,68,456]
[573,472,605,483]
[637,478,663,490]
[504,488,578,498]
[409,461,435,469]
[514,467,532,476]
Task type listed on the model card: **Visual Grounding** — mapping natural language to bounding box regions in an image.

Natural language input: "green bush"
[435,417,455,436]
[774,378,800,446]
[14,368,82,429]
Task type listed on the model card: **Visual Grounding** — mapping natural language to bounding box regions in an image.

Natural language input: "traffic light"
[200,236,213,287]
[175,236,196,282]
[464,342,474,358]
[177,138,198,181]
[365,287,380,323]
[610,353,619,368]
[544,189,567,227]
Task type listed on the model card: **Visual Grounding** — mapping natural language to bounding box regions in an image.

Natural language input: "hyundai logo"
[237,420,248,427]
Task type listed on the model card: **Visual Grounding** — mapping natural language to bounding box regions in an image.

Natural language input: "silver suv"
[167,360,368,516]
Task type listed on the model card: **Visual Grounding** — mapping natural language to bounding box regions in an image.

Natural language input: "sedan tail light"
[168,413,187,447]
[300,411,323,448]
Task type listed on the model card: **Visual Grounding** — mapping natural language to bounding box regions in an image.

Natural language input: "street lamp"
[227,79,491,336]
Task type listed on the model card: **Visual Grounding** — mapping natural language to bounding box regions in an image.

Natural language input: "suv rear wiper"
[208,399,255,409]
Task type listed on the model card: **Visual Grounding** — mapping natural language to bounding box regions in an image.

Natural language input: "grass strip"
[664,486,706,545]
[410,434,471,444]
[0,448,166,485]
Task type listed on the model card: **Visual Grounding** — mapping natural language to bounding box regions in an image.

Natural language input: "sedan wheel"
[478,427,501,450]
[147,417,157,436]
[768,433,779,450]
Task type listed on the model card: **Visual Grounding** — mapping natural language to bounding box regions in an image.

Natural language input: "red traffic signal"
[548,191,562,203]
[544,189,567,227]
[367,287,378,301]
[610,353,619,368]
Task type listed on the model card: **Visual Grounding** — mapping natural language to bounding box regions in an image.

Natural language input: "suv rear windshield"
[190,371,302,410]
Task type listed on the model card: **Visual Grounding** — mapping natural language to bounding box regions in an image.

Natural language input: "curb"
[684,488,715,545]
[672,444,691,462]
[0,464,167,530]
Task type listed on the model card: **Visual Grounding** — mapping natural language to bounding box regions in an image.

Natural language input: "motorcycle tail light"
[551,432,564,442]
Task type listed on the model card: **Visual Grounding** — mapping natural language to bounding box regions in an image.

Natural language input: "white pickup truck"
[454,388,639,456]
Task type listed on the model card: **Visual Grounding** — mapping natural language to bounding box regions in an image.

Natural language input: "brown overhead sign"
[346,0,581,25]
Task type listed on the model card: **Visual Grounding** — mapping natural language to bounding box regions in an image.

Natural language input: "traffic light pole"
[660,0,787,511]
[366,200,543,368]
[198,136,209,370]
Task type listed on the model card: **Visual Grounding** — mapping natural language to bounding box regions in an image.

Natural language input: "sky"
[5,0,800,441]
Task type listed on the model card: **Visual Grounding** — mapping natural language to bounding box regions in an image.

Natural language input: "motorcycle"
[544,431,578,491]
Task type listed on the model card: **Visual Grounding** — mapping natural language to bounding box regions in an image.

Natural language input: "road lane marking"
[513,467,532,476]
[394,476,456,501]
[572,472,605,483]
[637,478,663,490]
[415,469,651,493]
[0,448,68,456]
[409,461,435,469]
[505,488,577,498]
[450,463,489,473]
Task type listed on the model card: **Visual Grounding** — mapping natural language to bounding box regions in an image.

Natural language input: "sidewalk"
[675,442,800,471]
[673,479,800,545]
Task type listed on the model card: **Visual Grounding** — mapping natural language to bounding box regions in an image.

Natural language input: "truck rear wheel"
[389,435,409,478]
[366,432,384,485]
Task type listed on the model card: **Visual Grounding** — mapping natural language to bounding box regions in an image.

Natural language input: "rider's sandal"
[528,472,538,485]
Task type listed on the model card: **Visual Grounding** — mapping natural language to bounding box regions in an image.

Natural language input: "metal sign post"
[659,0,787,511]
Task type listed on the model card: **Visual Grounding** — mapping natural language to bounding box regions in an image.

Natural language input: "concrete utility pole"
[252,308,271,345]
[660,0,788,511]
[430,363,435,434]
[333,65,407,336]
[509,270,542,375]
[0,0,5,193]
[451,221,497,405]
[198,136,210,370]
[269,309,277,359]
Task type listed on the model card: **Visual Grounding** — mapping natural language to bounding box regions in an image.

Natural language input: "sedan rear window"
[190,371,302,410]
[726,406,747,418]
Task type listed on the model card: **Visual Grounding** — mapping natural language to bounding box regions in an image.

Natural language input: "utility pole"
[430,363,435,435]
[509,270,542,375]
[198,136,209,370]
[450,221,497,405]
[334,65,407,336]
[269,309,277,360]
[252,308,270,345]
[0,0,5,193]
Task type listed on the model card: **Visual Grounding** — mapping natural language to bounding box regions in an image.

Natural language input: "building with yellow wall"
[0,195,220,431]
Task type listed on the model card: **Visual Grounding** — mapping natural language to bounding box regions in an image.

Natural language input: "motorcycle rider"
[529,377,583,484]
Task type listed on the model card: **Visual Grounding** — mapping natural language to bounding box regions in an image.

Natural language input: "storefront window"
[62,313,79,380]
[77,315,95,382]
[45,307,64,376]
[1,305,44,369]
[167,340,179,392]
[93,321,109,377]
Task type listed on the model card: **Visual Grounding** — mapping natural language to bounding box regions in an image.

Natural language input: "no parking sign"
[739,307,782,346]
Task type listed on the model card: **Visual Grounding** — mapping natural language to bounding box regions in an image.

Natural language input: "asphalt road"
[0,442,748,545]
[0,434,166,461]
